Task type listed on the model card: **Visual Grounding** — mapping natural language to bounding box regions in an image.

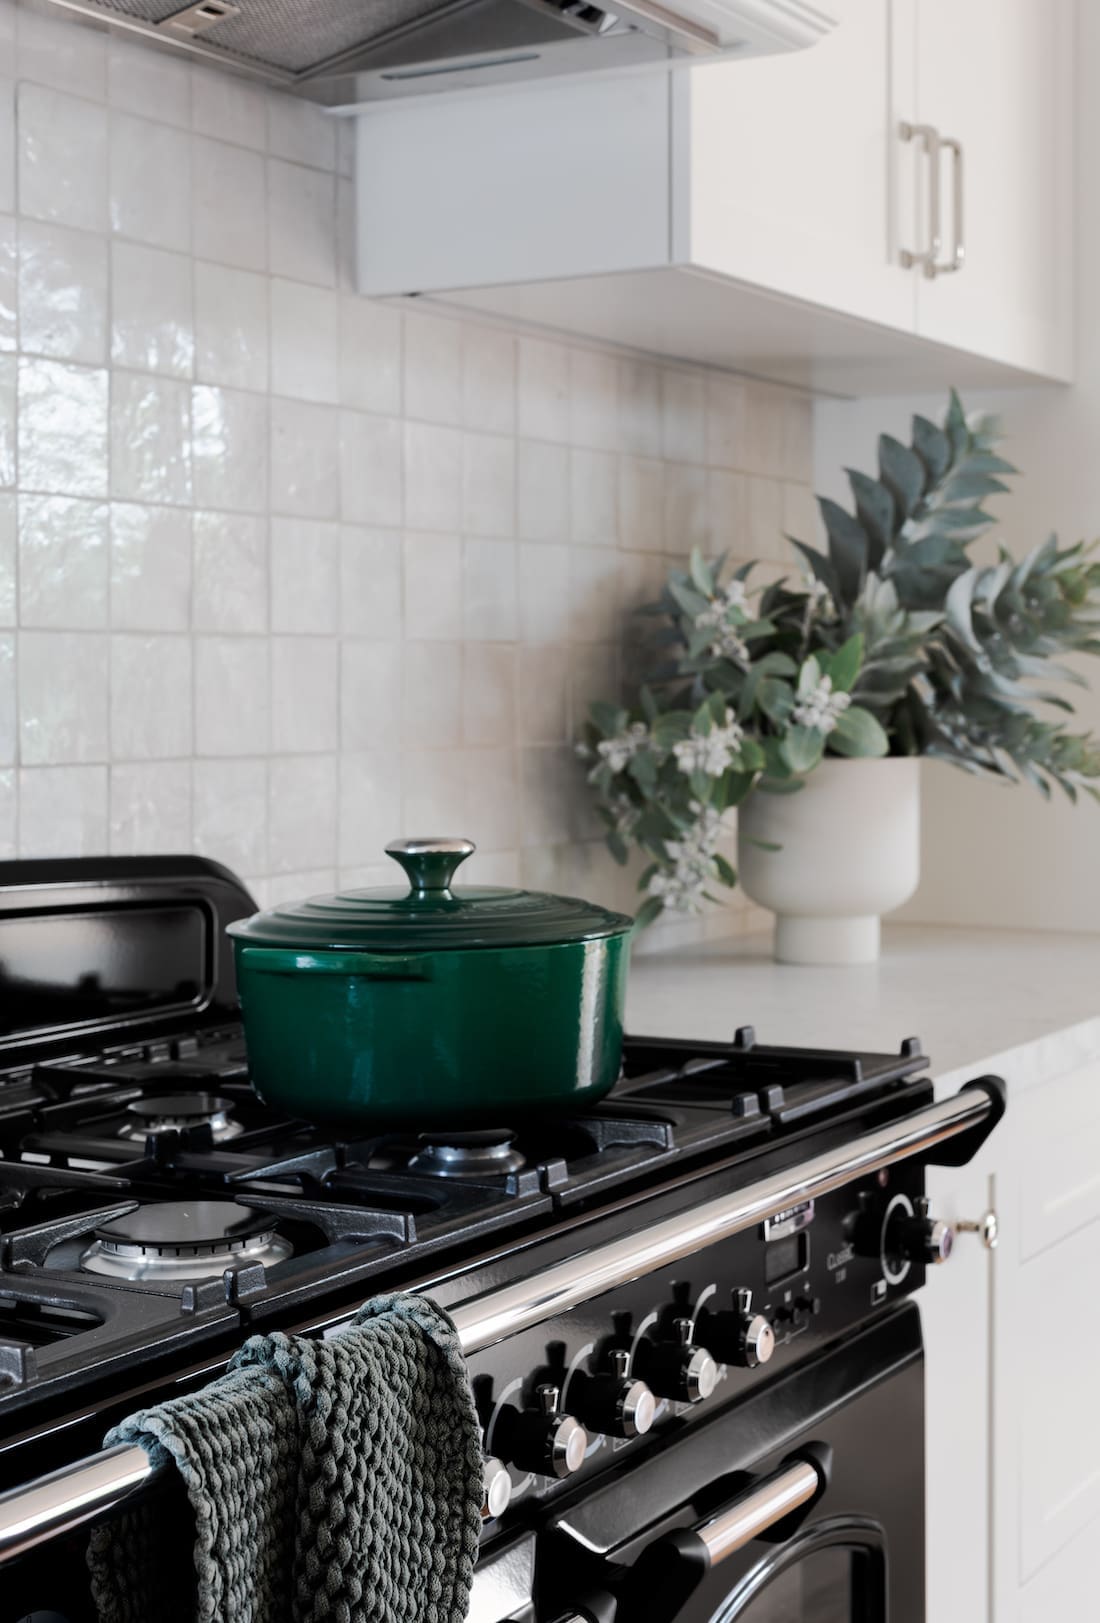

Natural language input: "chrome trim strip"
[0,1085,991,1564]
[0,1443,154,1563]
[698,1459,820,1563]
[449,1085,992,1354]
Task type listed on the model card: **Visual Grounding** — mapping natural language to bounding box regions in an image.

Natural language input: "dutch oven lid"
[227,837,635,952]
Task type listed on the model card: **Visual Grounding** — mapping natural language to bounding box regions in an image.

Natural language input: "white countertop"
[625,924,1100,1092]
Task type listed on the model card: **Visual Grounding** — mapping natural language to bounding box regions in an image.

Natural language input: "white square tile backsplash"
[0,0,816,940]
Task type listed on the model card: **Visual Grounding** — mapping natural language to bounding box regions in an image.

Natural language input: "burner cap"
[408,1130,526,1179]
[119,1093,243,1144]
[80,1199,291,1283]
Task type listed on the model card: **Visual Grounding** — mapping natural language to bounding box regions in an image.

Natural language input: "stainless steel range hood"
[40,0,835,102]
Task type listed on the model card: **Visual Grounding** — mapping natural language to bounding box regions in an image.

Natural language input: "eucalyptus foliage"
[581,391,1100,924]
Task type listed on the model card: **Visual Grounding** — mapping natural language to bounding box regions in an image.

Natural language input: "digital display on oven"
[765,1231,808,1285]
[0,905,209,1038]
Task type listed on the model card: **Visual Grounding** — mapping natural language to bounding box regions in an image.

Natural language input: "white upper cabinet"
[357,0,1075,392]
[907,0,1074,379]
[681,0,916,332]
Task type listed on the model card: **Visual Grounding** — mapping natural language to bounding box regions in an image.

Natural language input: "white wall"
[813,1,1100,934]
[0,0,814,930]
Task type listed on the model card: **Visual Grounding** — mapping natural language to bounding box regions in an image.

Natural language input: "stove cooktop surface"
[0,1018,928,1411]
[0,856,929,1423]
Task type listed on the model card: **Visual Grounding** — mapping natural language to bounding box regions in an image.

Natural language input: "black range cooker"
[0,858,1005,1623]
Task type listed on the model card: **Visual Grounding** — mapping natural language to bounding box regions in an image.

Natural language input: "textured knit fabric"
[87,1293,483,1623]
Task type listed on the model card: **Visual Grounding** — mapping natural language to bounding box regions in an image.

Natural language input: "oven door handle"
[0,1079,1004,1565]
[618,1448,829,1616]
[691,1455,825,1566]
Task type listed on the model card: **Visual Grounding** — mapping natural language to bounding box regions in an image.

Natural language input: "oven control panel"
[468,1158,936,1517]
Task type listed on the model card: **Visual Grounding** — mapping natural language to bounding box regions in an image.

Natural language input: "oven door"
[541,1304,923,1623]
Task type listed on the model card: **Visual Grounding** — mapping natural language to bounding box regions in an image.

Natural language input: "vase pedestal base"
[774,914,880,966]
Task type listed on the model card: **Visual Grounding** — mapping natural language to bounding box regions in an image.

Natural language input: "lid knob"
[385,837,476,897]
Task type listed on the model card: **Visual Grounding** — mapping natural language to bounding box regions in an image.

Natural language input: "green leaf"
[846,468,895,558]
[944,389,968,457]
[689,548,716,599]
[628,750,658,791]
[912,415,951,481]
[922,505,997,534]
[829,705,890,757]
[737,736,766,772]
[788,537,841,601]
[606,831,629,864]
[779,726,825,774]
[796,654,822,696]
[818,496,868,603]
[757,775,805,795]
[650,711,692,746]
[633,896,665,929]
[667,579,711,620]
[589,700,627,736]
[713,853,737,888]
[722,769,757,806]
[756,678,794,724]
[940,471,1011,504]
[753,650,799,678]
[822,632,864,693]
[693,697,713,733]
[878,434,926,519]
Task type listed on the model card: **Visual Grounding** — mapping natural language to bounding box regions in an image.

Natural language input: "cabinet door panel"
[683,0,918,332]
[1018,1063,1100,1259]
[913,0,1073,377]
[1017,1218,1100,1579]
[1021,1512,1100,1623]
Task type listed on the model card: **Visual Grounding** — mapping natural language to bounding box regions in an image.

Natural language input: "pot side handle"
[237,947,435,981]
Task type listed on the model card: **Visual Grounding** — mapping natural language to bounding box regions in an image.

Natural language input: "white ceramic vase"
[737,757,921,965]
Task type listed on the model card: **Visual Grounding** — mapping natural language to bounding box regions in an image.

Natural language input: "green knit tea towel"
[87,1293,483,1623]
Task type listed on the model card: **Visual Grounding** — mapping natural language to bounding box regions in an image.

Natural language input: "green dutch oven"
[227,836,636,1128]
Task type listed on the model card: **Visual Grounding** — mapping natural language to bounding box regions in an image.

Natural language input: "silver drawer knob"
[956,1210,999,1250]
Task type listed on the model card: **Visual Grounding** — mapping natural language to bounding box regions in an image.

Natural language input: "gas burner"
[118,1092,244,1143]
[407,1130,527,1179]
[79,1200,292,1283]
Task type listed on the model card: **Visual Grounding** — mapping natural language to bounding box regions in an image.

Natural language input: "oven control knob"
[702,1288,776,1369]
[507,1384,588,1479]
[481,1455,513,1520]
[577,1349,657,1440]
[642,1318,719,1404]
[895,1196,955,1265]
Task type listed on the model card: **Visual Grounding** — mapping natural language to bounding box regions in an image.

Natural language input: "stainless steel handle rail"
[0,1084,994,1564]
[899,120,965,279]
[696,1459,821,1565]
[937,135,965,275]
[899,120,942,275]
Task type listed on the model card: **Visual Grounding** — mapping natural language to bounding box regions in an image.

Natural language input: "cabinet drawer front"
[1018,1062,1100,1260]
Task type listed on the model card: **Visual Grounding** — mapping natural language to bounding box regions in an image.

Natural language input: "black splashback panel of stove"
[0,856,256,1061]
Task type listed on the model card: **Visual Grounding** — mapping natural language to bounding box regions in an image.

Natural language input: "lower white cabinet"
[923,1054,1100,1621]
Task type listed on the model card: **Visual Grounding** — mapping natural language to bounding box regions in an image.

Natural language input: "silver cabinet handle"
[900,121,965,280]
[899,121,942,275]
[937,135,965,275]
[0,1081,1002,1565]
[956,1209,998,1249]
[696,1460,822,1565]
